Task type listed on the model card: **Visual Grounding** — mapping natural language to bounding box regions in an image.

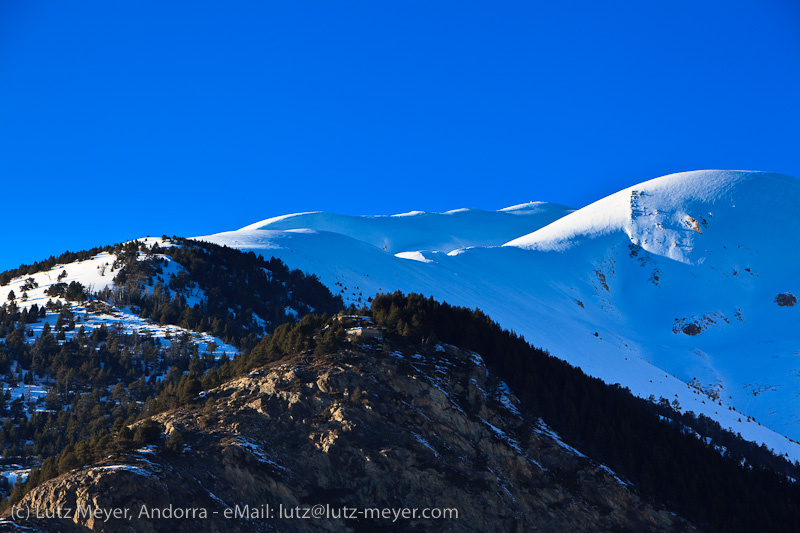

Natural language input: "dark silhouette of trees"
[370,291,800,533]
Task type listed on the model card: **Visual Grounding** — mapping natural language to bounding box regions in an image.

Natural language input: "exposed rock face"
[4,340,694,532]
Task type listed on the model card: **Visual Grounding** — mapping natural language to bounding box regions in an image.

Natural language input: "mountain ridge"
[197,170,800,461]
[237,202,574,255]
[2,313,698,532]
[505,170,800,261]
[1,199,799,530]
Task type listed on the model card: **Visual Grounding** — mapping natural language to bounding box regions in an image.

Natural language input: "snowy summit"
[197,170,800,462]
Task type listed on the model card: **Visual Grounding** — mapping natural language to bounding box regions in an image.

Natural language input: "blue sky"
[1,0,798,272]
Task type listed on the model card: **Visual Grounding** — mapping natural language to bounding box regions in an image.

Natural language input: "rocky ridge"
[3,335,692,532]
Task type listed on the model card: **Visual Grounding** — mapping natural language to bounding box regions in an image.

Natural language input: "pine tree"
[165,430,185,453]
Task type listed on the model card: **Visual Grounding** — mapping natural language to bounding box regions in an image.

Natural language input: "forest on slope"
[0,239,342,502]
[368,292,800,532]
[1,237,799,531]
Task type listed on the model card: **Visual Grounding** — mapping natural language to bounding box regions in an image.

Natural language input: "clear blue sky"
[1,0,798,272]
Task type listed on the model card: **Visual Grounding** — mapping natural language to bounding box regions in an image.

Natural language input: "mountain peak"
[196,169,800,460]
[505,170,800,264]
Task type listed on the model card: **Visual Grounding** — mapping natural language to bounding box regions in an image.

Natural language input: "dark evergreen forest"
[0,239,342,506]
[100,238,342,347]
[369,292,800,533]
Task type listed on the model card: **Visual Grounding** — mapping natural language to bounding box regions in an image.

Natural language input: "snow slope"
[197,170,800,462]
[239,203,574,254]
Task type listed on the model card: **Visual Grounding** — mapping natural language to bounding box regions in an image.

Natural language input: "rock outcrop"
[3,339,694,532]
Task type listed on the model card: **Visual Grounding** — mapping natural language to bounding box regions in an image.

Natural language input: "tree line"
[97,238,342,347]
[370,291,800,533]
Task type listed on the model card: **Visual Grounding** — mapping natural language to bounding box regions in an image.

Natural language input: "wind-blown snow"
[228,204,573,255]
[395,251,433,263]
[197,170,800,462]
[238,212,320,232]
[505,170,800,264]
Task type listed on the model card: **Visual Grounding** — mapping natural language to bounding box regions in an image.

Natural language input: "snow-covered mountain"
[238,202,573,254]
[0,238,239,360]
[197,170,800,461]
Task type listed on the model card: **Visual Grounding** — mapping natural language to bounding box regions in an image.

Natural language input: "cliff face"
[5,339,694,532]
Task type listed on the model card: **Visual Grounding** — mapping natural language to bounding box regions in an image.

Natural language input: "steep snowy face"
[499,171,800,450]
[506,170,800,265]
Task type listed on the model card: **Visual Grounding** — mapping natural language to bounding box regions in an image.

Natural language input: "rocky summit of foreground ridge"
[3,328,690,532]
